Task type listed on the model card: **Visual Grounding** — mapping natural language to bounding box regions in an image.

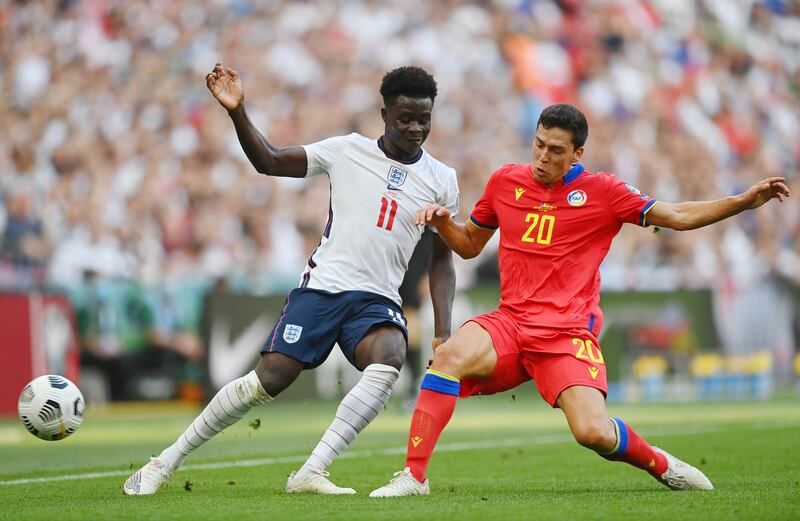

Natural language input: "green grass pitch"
[0,386,798,520]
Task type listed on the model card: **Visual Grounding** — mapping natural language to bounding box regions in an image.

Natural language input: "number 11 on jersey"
[377,196,398,231]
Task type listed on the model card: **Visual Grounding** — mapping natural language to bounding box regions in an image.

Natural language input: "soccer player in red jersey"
[371,104,791,497]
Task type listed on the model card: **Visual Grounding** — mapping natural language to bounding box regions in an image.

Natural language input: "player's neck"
[378,136,422,164]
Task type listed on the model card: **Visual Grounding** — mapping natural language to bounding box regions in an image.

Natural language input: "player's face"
[381,96,433,158]
[531,125,584,187]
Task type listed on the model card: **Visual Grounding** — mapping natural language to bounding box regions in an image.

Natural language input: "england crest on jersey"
[283,324,303,344]
[387,165,408,188]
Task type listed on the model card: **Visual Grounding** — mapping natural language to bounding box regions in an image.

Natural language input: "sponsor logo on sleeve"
[624,183,652,201]
[624,183,641,194]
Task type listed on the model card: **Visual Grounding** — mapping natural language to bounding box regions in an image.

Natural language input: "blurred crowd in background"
[1,0,798,397]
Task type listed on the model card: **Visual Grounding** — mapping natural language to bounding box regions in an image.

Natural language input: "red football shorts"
[459,308,608,407]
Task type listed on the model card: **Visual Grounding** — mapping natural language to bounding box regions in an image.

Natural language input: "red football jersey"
[469,163,656,334]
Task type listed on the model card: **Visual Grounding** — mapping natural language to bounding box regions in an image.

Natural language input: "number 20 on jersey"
[521,213,555,245]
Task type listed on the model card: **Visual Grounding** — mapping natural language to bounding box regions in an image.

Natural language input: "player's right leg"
[370,321,499,497]
[122,353,302,495]
[557,386,713,491]
[526,327,712,491]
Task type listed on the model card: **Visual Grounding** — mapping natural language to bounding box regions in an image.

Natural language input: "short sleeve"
[302,134,354,178]
[469,167,504,231]
[600,173,657,227]
[438,167,460,219]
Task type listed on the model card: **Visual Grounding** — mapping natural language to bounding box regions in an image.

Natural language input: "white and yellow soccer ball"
[18,375,85,441]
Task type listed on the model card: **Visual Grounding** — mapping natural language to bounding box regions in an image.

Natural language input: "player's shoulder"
[576,169,617,188]
[592,170,617,181]
[489,163,528,183]
[341,132,373,146]
[421,151,458,182]
[307,132,368,152]
[329,132,373,148]
[341,132,388,158]
[423,150,455,173]
[577,170,654,203]
[586,171,647,196]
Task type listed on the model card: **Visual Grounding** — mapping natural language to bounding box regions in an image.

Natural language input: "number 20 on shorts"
[521,213,555,245]
[573,338,604,364]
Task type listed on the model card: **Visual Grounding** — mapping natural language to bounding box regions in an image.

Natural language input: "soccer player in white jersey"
[123,64,459,496]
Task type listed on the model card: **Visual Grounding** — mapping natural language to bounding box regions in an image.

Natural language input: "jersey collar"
[377,137,423,165]
[562,163,584,185]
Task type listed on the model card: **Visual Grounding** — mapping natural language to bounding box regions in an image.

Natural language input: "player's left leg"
[286,324,404,494]
[370,319,508,498]
[557,386,713,490]
[123,353,298,496]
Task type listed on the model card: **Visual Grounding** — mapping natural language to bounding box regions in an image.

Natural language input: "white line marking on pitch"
[0,422,792,486]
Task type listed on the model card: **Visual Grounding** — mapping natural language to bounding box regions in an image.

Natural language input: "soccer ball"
[18,375,85,441]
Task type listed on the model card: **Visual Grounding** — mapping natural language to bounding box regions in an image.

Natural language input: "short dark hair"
[380,66,438,105]
[537,104,588,149]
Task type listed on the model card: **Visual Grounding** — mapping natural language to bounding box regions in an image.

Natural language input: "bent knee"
[369,350,404,372]
[429,341,465,373]
[571,421,616,451]
[431,340,493,379]
[356,326,406,371]
[255,354,303,397]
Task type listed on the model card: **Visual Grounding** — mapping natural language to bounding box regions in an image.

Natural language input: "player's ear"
[572,146,584,164]
[381,106,388,124]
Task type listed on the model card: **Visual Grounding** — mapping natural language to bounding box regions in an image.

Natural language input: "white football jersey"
[299,133,459,305]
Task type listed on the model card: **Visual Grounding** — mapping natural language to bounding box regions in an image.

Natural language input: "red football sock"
[601,418,668,477]
[405,388,458,482]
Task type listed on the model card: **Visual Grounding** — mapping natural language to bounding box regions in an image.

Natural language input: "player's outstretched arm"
[414,204,495,259]
[645,177,790,231]
[428,233,455,346]
[206,63,307,178]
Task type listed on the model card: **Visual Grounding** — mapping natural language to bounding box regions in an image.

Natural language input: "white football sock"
[158,370,271,469]
[301,363,400,473]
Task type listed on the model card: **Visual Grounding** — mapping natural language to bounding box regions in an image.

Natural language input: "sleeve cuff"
[469,215,498,230]
[639,200,657,227]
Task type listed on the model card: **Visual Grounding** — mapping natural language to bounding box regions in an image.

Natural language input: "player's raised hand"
[206,63,244,111]
[741,177,790,209]
[414,204,451,227]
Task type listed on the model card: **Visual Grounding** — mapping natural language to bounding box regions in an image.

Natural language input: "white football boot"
[285,468,356,495]
[653,447,714,490]
[369,467,430,497]
[123,457,174,495]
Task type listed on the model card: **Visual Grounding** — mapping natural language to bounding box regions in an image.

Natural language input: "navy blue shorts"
[261,288,408,369]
